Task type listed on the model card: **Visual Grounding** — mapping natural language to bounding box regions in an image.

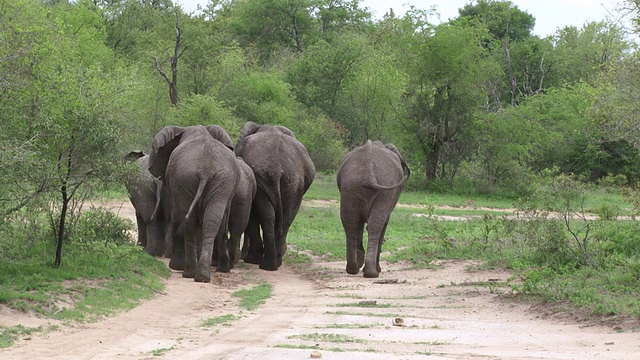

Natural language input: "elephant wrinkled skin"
[148,125,239,283]
[235,122,315,271]
[336,140,410,278]
[123,151,172,258]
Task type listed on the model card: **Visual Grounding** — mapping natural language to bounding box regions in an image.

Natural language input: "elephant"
[227,157,256,266]
[204,125,257,268]
[235,121,315,271]
[336,140,410,278]
[148,125,240,282]
[123,151,172,257]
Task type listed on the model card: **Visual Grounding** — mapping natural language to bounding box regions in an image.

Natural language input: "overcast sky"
[176,0,628,37]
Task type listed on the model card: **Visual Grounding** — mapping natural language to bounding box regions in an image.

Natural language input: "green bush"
[71,207,134,245]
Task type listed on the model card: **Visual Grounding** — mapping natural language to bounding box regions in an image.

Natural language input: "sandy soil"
[1,200,639,360]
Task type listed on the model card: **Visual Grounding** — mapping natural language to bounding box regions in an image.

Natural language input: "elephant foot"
[216,265,231,273]
[363,264,379,278]
[194,264,211,282]
[182,269,196,278]
[259,259,278,271]
[243,253,262,264]
[346,263,360,275]
[194,273,211,282]
[169,256,185,271]
[153,249,165,257]
[363,270,380,278]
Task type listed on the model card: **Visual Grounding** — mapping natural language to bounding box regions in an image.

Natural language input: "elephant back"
[337,140,407,191]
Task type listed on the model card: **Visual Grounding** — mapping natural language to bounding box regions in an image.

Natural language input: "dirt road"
[2,200,639,359]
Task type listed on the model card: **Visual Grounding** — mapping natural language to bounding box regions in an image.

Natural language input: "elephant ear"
[205,125,234,151]
[273,125,296,138]
[123,150,146,161]
[238,121,261,139]
[148,126,185,180]
[385,143,410,180]
[235,121,261,155]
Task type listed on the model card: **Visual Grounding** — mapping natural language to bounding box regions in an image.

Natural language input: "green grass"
[334,302,393,308]
[319,322,385,329]
[0,207,171,347]
[297,174,640,322]
[0,325,52,349]
[200,314,239,327]
[325,310,406,318]
[149,345,176,356]
[287,332,366,343]
[232,282,273,311]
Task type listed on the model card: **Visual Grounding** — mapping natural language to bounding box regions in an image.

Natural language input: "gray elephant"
[228,157,256,266]
[336,140,410,278]
[235,122,315,271]
[148,125,240,282]
[123,151,172,257]
[204,125,257,268]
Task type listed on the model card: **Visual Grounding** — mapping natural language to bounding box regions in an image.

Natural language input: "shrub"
[71,207,134,245]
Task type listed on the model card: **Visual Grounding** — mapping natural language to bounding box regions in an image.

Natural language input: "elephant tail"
[150,179,163,221]
[364,176,407,191]
[179,176,207,234]
[363,142,408,191]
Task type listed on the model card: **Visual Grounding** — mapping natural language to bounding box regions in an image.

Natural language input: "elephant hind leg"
[343,212,365,275]
[243,213,263,264]
[362,212,391,278]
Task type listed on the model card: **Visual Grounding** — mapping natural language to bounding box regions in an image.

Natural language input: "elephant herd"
[125,122,409,281]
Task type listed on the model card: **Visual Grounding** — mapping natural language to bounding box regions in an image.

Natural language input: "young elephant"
[336,140,410,278]
[123,151,172,257]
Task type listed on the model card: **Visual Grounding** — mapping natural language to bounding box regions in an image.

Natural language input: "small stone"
[310,350,322,358]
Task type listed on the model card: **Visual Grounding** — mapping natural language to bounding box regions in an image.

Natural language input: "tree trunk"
[154,9,187,107]
[55,186,68,268]
[424,140,441,181]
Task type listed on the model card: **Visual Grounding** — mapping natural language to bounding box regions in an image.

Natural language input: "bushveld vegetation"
[2,0,640,348]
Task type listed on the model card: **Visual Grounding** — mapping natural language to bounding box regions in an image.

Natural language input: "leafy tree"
[227,0,315,62]
[551,21,630,86]
[401,22,499,183]
[333,47,407,144]
[457,0,535,41]
[0,0,135,267]
[164,94,242,136]
[287,33,368,121]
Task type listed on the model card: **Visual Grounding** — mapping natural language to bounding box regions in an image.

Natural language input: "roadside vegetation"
[3,0,640,349]
[288,174,640,322]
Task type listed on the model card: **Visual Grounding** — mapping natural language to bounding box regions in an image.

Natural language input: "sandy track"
[2,200,639,359]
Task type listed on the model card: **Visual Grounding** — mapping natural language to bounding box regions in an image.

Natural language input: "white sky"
[176,0,630,37]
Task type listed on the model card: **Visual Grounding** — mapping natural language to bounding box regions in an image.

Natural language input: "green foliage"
[0,207,169,340]
[457,0,535,41]
[164,95,242,136]
[0,325,48,349]
[70,207,134,245]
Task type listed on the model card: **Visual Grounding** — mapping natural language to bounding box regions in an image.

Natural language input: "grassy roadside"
[0,207,171,348]
[288,174,640,324]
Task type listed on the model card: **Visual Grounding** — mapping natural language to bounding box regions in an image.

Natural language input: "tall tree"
[457,0,535,41]
[402,21,499,182]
